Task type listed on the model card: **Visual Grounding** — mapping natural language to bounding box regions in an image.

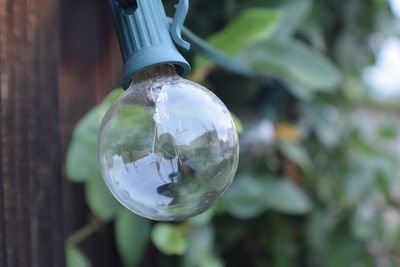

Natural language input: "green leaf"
[221,175,311,218]
[262,179,312,214]
[195,8,281,68]
[65,106,102,182]
[379,123,397,139]
[219,174,267,219]
[278,141,313,171]
[231,113,244,134]
[344,170,376,206]
[66,247,92,267]
[85,176,120,221]
[66,89,124,182]
[272,0,312,39]
[238,40,342,94]
[151,223,188,255]
[183,226,223,267]
[306,210,331,264]
[283,79,314,101]
[351,203,382,241]
[115,209,151,267]
[207,8,281,56]
[188,207,215,226]
[301,103,343,147]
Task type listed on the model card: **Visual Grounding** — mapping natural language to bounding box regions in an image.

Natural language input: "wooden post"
[59,0,123,266]
[0,0,65,266]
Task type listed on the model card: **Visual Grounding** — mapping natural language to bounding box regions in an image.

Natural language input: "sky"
[364,37,400,98]
[390,0,400,17]
[364,0,400,98]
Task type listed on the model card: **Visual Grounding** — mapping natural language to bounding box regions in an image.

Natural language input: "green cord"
[167,18,255,78]
[181,25,254,77]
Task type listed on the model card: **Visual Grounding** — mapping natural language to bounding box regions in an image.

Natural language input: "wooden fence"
[0,0,122,266]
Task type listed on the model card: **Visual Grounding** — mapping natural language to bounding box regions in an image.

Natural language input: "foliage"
[66,247,92,267]
[115,210,151,267]
[66,0,400,266]
[152,224,188,255]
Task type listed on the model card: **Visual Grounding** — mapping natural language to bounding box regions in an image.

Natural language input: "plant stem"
[66,223,96,247]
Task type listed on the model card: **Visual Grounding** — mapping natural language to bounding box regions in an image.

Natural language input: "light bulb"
[98,65,239,221]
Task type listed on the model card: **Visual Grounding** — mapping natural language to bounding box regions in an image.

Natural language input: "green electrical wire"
[178,23,254,77]
[166,18,258,78]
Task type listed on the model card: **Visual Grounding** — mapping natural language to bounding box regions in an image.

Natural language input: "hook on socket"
[117,0,137,14]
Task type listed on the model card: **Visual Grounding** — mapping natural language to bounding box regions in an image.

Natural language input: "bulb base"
[109,0,191,89]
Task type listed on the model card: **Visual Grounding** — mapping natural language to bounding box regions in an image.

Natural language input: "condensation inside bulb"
[98,66,239,221]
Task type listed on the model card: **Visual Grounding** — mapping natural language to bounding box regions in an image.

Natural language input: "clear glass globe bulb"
[98,65,239,221]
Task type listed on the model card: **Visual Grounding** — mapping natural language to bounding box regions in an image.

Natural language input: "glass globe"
[98,65,239,221]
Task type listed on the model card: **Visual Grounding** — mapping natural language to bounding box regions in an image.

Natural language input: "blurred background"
[2,0,400,267]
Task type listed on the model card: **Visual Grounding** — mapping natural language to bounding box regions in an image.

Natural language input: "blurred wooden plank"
[58,0,122,266]
[0,0,64,266]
